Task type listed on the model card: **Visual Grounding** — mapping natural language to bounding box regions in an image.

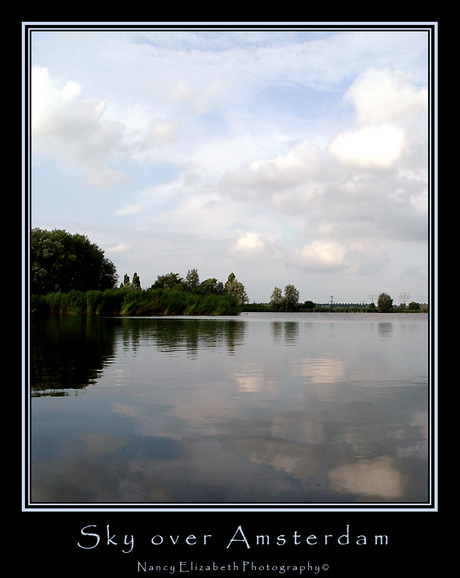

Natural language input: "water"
[30,312,430,505]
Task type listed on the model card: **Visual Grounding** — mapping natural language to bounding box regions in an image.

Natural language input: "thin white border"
[22,21,438,514]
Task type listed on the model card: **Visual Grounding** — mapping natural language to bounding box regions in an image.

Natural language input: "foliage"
[28,269,247,316]
[120,272,141,290]
[284,284,300,311]
[269,284,300,312]
[31,228,118,295]
[224,273,249,304]
[185,269,200,290]
[270,287,283,311]
[151,272,184,291]
[150,271,233,299]
[377,292,393,313]
[198,277,225,296]
[31,287,241,317]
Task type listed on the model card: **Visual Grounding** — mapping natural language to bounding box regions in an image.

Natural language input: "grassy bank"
[31,288,241,317]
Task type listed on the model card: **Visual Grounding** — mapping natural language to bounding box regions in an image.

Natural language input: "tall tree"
[186,269,200,290]
[132,272,141,289]
[31,228,118,294]
[377,292,393,312]
[270,286,283,311]
[225,272,248,304]
[284,284,300,311]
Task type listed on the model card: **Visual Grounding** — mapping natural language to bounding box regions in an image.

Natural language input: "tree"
[186,269,200,290]
[284,284,300,311]
[270,287,283,311]
[151,272,184,290]
[225,273,248,304]
[132,272,141,290]
[120,272,141,289]
[31,228,118,295]
[199,277,225,295]
[377,292,393,313]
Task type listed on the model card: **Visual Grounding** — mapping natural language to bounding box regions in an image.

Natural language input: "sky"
[29,24,431,304]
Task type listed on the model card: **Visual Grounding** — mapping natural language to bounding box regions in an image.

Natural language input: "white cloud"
[227,230,282,263]
[290,240,349,271]
[32,67,128,188]
[328,124,407,169]
[126,117,180,159]
[287,238,389,276]
[106,243,129,253]
[248,140,323,187]
[344,67,428,126]
[146,117,179,146]
[218,140,324,202]
[32,66,180,187]
[328,67,427,172]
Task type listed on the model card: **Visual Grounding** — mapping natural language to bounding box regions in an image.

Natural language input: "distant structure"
[399,292,411,306]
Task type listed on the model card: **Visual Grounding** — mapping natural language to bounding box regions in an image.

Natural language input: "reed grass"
[31,287,241,317]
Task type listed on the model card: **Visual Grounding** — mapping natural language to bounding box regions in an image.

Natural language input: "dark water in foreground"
[30,312,429,505]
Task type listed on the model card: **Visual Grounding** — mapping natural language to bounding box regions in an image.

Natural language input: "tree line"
[121,269,249,305]
[30,228,426,316]
[255,288,425,312]
[30,229,247,316]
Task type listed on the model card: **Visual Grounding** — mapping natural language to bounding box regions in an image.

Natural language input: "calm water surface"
[30,312,429,504]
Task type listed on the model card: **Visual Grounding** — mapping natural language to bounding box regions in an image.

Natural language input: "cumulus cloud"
[227,230,282,262]
[344,67,428,126]
[32,67,128,188]
[287,238,389,276]
[328,124,407,169]
[289,240,349,271]
[328,68,427,170]
[32,66,180,187]
[221,140,323,195]
[212,63,428,283]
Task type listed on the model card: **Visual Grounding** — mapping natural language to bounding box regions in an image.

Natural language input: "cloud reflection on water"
[31,314,429,504]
